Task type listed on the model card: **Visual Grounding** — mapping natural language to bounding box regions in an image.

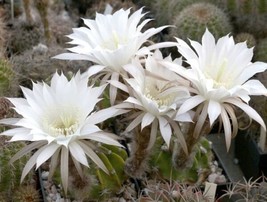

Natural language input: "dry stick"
[23,0,33,24]
[35,0,51,44]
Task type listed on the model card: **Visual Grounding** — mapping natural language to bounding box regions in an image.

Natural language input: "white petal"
[69,141,89,167]
[220,106,232,151]
[158,116,172,147]
[141,113,155,130]
[242,79,267,95]
[20,145,47,182]
[147,119,158,150]
[226,98,266,130]
[178,95,205,115]
[79,140,108,173]
[208,100,221,126]
[83,132,122,147]
[10,141,47,164]
[36,143,61,168]
[87,107,128,124]
[125,112,144,132]
[61,146,69,194]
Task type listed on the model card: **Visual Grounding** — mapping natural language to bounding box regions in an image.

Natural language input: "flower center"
[145,79,176,108]
[101,30,128,50]
[43,106,80,137]
[205,58,232,89]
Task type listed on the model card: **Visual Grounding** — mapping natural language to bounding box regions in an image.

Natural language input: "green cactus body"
[150,137,213,184]
[255,37,267,62]
[171,2,232,42]
[0,138,32,200]
[148,0,219,27]
[90,144,128,200]
[217,0,267,37]
[0,59,15,96]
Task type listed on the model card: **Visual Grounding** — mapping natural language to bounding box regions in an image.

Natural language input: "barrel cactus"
[171,2,232,42]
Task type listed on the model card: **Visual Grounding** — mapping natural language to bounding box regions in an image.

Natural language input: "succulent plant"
[217,0,267,38]
[219,175,267,201]
[0,14,7,58]
[142,0,219,27]
[13,185,40,202]
[8,20,43,54]
[150,136,213,185]
[234,32,256,48]
[255,37,267,63]
[171,2,232,42]
[0,137,33,200]
[138,180,211,202]
[0,58,18,96]
[89,144,129,200]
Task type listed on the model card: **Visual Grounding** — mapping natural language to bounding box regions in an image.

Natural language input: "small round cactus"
[13,185,40,202]
[8,20,43,54]
[171,2,233,42]
[234,32,256,48]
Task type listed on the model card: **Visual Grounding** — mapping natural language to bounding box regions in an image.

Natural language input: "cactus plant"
[171,2,232,42]
[0,13,7,58]
[150,136,213,185]
[8,20,43,54]
[0,58,17,96]
[255,37,267,63]
[138,180,211,202]
[13,185,40,202]
[0,137,33,201]
[217,0,267,38]
[89,144,129,200]
[234,32,256,48]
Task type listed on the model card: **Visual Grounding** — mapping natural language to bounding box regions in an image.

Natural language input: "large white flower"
[118,50,191,151]
[162,29,267,150]
[0,72,125,194]
[53,8,174,104]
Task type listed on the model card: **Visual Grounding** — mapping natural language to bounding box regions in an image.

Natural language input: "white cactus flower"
[118,50,191,151]
[0,72,125,194]
[54,8,174,105]
[162,29,267,150]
